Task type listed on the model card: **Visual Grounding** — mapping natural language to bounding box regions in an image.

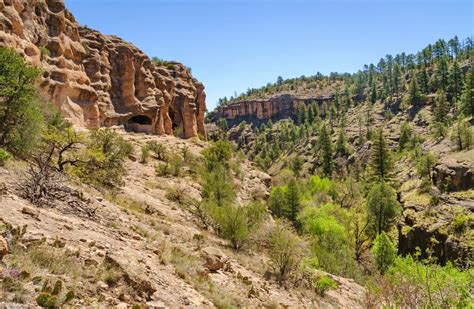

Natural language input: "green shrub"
[140,145,150,163]
[453,213,471,233]
[313,275,338,296]
[71,129,132,188]
[267,220,303,284]
[379,256,473,307]
[0,148,11,166]
[146,141,168,161]
[209,201,266,250]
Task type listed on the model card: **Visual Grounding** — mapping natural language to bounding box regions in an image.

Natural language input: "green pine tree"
[371,232,397,274]
[319,123,334,176]
[370,128,393,181]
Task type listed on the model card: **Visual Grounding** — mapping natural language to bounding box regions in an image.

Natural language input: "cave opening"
[125,115,153,133]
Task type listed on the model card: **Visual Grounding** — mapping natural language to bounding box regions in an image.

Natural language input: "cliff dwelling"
[125,115,153,134]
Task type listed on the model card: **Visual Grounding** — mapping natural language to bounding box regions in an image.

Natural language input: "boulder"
[200,246,228,272]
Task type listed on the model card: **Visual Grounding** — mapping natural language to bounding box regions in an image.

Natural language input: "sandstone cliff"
[216,93,335,127]
[0,0,206,139]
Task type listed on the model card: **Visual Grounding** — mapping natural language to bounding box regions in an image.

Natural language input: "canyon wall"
[0,0,206,139]
[216,94,333,126]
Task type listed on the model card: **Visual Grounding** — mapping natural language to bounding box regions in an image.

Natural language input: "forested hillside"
[210,36,474,307]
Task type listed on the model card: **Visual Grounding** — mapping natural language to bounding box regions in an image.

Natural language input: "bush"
[209,201,266,250]
[72,129,132,188]
[140,145,150,163]
[377,255,473,307]
[146,141,168,161]
[453,213,471,233]
[0,148,11,166]
[313,275,338,296]
[267,220,303,284]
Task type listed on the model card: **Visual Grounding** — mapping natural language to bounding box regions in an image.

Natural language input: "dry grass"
[8,244,83,279]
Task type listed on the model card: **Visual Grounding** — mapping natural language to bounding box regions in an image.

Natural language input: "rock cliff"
[216,93,335,127]
[0,0,206,139]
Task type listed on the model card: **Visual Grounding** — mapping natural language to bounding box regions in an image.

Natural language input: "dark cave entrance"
[125,115,153,133]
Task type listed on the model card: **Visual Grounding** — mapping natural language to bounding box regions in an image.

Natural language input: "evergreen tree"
[450,119,473,151]
[319,123,334,176]
[393,63,402,97]
[398,121,413,151]
[408,75,422,107]
[433,89,450,124]
[336,129,348,155]
[285,178,301,228]
[370,128,393,181]
[366,181,400,235]
[448,60,463,101]
[370,82,377,104]
[371,232,397,274]
[434,56,449,90]
[458,66,473,117]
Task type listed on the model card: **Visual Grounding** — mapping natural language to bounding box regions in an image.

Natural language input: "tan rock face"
[0,0,207,139]
[216,93,332,126]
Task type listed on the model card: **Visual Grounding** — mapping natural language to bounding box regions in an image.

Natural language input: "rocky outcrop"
[432,158,474,192]
[0,0,206,139]
[216,94,333,127]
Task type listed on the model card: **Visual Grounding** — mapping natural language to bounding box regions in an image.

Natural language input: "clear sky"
[64,0,473,110]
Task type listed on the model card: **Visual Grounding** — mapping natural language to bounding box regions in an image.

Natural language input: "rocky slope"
[0,0,206,139]
[0,134,365,308]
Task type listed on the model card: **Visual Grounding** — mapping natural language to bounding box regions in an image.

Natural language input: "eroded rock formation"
[216,94,333,127]
[0,0,206,139]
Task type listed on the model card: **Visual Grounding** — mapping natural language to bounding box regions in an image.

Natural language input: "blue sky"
[64,0,473,110]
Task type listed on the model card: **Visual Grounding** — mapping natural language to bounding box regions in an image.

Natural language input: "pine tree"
[285,178,301,228]
[433,89,450,124]
[435,56,449,90]
[448,60,463,101]
[408,75,422,107]
[393,63,402,97]
[458,66,473,117]
[370,128,393,181]
[371,232,397,274]
[370,82,377,104]
[366,181,400,235]
[336,128,348,155]
[398,121,413,151]
[319,123,334,176]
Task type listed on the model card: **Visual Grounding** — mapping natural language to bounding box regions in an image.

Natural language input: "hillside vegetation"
[211,36,474,307]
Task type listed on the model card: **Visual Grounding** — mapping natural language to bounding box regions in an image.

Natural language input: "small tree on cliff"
[372,232,397,274]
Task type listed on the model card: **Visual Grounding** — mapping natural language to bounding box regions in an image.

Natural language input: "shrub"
[453,213,471,233]
[0,148,11,166]
[313,275,338,296]
[72,129,132,188]
[380,256,473,307]
[267,220,303,284]
[140,145,150,163]
[209,201,266,250]
[146,141,168,161]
